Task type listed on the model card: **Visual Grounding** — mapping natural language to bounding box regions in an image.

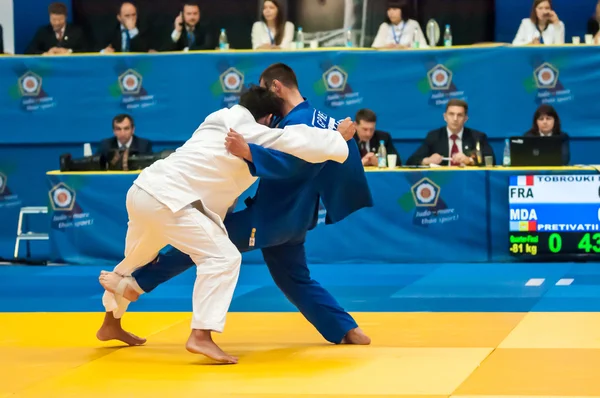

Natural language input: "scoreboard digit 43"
[508,175,600,258]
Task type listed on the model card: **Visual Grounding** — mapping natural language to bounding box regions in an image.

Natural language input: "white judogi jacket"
[134,105,348,229]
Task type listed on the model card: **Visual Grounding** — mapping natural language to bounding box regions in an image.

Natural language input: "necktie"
[450,134,459,165]
[536,26,545,44]
[360,142,367,157]
[187,31,195,47]
[122,29,130,52]
[122,147,129,171]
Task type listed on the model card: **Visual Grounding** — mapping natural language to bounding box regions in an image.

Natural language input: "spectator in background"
[25,2,86,55]
[406,99,494,166]
[587,0,600,44]
[523,104,570,165]
[169,2,213,51]
[512,0,564,45]
[371,0,427,49]
[251,0,294,50]
[352,109,399,166]
[96,114,153,159]
[102,2,152,53]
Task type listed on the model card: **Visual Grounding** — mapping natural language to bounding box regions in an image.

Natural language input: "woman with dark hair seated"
[587,0,600,44]
[523,104,570,165]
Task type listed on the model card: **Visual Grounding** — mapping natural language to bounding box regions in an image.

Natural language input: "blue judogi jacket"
[240,100,373,247]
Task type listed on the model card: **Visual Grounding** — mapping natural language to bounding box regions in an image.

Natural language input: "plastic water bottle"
[503,138,511,166]
[412,27,420,48]
[83,143,92,157]
[444,24,452,47]
[296,27,304,49]
[377,140,387,168]
[219,28,228,50]
[345,29,353,47]
[427,19,437,46]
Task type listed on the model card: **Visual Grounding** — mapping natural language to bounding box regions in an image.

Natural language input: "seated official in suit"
[353,108,399,166]
[97,114,153,160]
[25,2,86,55]
[406,99,495,166]
[168,2,213,51]
[523,104,570,165]
[101,2,151,53]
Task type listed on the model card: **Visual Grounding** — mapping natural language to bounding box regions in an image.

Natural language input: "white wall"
[0,0,14,53]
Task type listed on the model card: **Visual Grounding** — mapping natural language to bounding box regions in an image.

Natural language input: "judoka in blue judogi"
[121,63,374,344]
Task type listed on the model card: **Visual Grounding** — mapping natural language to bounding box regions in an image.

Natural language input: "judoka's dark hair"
[239,85,283,121]
[259,63,298,89]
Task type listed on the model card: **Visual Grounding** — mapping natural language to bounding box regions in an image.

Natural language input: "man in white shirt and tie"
[405,99,495,166]
[170,2,212,51]
[101,2,151,53]
[25,2,86,55]
[97,86,355,364]
[96,114,153,164]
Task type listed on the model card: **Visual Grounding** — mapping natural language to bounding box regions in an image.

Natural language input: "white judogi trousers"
[102,184,241,332]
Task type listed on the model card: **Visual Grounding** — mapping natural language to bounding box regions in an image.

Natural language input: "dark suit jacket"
[523,130,570,165]
[96,136,153,158]
[587,18,600,36]
[169,23,213,51]
[25,24,86,54]
[353,130,401,165]
[107,25,151,52]
[0,24,4,54]
[406,127,495,166]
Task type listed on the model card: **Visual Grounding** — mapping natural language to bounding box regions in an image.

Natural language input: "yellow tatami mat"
[2,312,600,397]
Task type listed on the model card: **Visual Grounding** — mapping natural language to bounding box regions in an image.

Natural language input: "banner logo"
[411,178,440,207]
[213,66,246,108]
[49,182,76,212]
[115,68,155,110]
[531,62,572,104]
[317,64,363,108]
[15,71,56,111]
[220,67,244,93]
[427,65,452,91]
[323,66,347,92]
[19,71,43,96]
[534,63,558,89]
[0,170,22,208]
[398,174,459,227]
[425,64,466,106]
[119,69,143,95]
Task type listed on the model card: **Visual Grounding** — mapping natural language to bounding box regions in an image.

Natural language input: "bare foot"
[96,311,146,346]
[99,271,140,302]
[341,327,371,345]
[185,329,238,364]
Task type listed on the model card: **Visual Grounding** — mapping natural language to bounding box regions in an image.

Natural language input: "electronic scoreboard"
[509,174,600,258]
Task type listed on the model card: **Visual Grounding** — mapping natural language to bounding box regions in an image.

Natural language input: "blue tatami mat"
[1,262,598,312]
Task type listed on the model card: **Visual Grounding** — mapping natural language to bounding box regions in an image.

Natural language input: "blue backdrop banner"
[44,168,599,266]
[2,46,600,144]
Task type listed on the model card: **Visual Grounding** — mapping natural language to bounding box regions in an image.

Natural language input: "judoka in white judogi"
[98,87,352,363]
